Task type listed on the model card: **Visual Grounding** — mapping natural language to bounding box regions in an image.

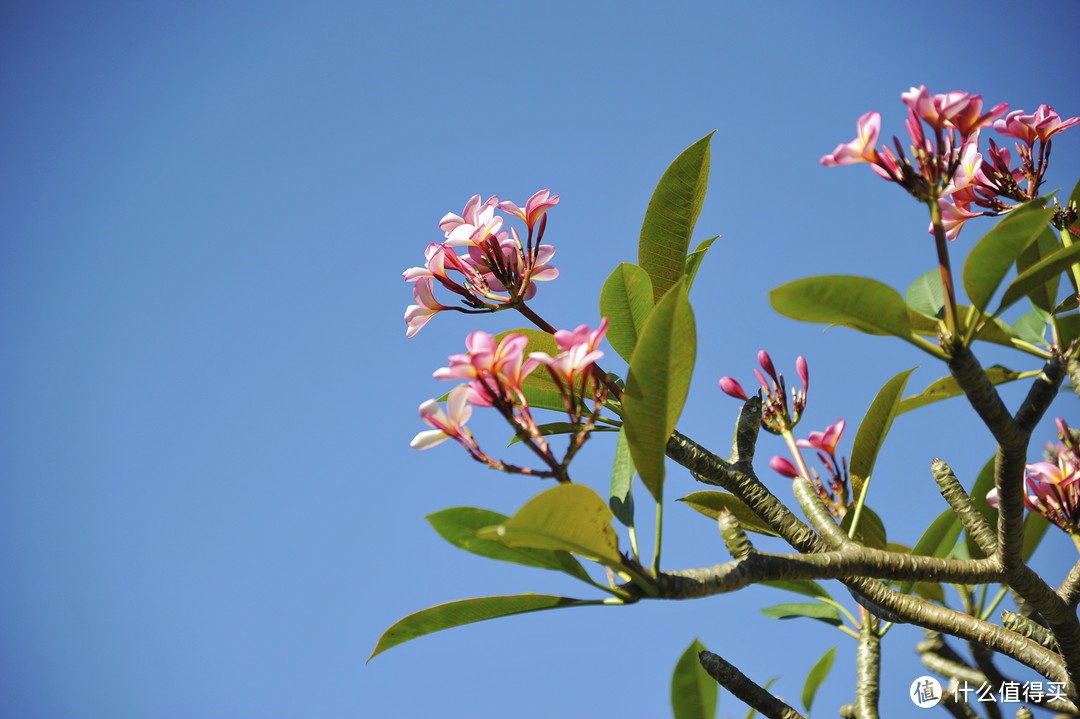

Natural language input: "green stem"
[652,492,663,575]
[1059,226,1080,292]
[929,199,961,344]
[627,524,640,564]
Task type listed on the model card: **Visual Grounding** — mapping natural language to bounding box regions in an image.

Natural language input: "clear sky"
[2,1,1079,717]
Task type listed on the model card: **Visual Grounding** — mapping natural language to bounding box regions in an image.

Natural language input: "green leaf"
[599,263,655,363]
[759,579,831,600]
[849,368,916,501]
[1012,309,1049,345]
[508,422,617,446]
[678,491,780,536]
[897,365,1023,415]
[770,275,913,339]
[802,647,836,715]
[671,638,717,719]
[1055,294,1080,315]
[368,594,593,660]
[900,509,962,594]
[963,201,1054,312]
[905,268,946,319]
[639,133,713,303]
[1022,511,1051,561]
[1005,226,1067,315]
[683,236,718,293]
[623,278,696,502]
[965,456,998,559]
[1059,312,1080,346]
[609,427,636,527]
[839,506,887,550]
[426,507,591,582]
[477,484,624,566]
[761,603,843,627]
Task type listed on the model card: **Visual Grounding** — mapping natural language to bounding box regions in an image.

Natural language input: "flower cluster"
[771,420,850,518]
[719,351,808,434]
[403,191,560,336]
[821,86,1078,239]
[410,320,610,483]
[988,418,1080,536]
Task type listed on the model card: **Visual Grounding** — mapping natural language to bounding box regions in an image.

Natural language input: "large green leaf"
[906,268,946,319]
[839,506,887,550]
[761,603,842,627]
[609,427,636,527]
[1005,226,1067,315]
[623,278,696,501]
[368,594,593,660]
[427,507,591,582]
[899,509,963,594]
[1012,309,1049,345]
[897,365,1023,415]
[849,368,916,501]
[962,201,1054,312]
[639,133,713,303]
[683,236,718,292]
[770,275,913,339]
[671,638,717,719]
[599,263,655,363]
[477,484,624,566]
[678,491,779,536]
[802,647,836,715]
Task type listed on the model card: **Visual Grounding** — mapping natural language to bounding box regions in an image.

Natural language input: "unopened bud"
[757,350,777,382]
[718,377,748,401]
[770,456,799,478]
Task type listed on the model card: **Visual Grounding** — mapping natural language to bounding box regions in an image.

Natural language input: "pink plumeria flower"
[821,111,882,167]
[410,384,474,449]
[944,139,983,196]
[949,95,1009,138]
[440,194,504,247]
[935,198,986,241]
[433,331,538,407]
[797,419,845,457]
[530,318,608,387]
[995,105,1080,145]
[498,190,560,231]
[404,278,452,337]
[901,86,974,133]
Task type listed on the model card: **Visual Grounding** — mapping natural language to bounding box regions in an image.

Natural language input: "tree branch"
[932,459,997,557]
[698,650,805,719]
[855,622,880,719]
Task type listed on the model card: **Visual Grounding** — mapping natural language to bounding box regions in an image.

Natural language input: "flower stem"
[929,199,960,342]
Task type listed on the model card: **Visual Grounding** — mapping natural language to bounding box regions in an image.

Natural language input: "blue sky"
[2,1,1079,717]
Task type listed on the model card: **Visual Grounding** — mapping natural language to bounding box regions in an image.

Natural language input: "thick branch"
[1069,356,1080,402]
[932,459,997,557]
[1060,560,1080,608]
[855,622,880,719]
[698,650,804,719]
[948,347,1023,450]
[1013,355,1065,435]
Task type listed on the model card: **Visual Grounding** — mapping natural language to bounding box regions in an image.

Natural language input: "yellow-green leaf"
[599,263,655,362]
[639,133,713,303]
[623,278,696,501]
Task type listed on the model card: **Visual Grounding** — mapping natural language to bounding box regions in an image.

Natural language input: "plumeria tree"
[375,87,1080,718]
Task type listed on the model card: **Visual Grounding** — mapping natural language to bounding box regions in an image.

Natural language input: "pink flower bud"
[796,356,809,391]
[757,350,777,382]
[770,456,799,478]
[718,377,748,401]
